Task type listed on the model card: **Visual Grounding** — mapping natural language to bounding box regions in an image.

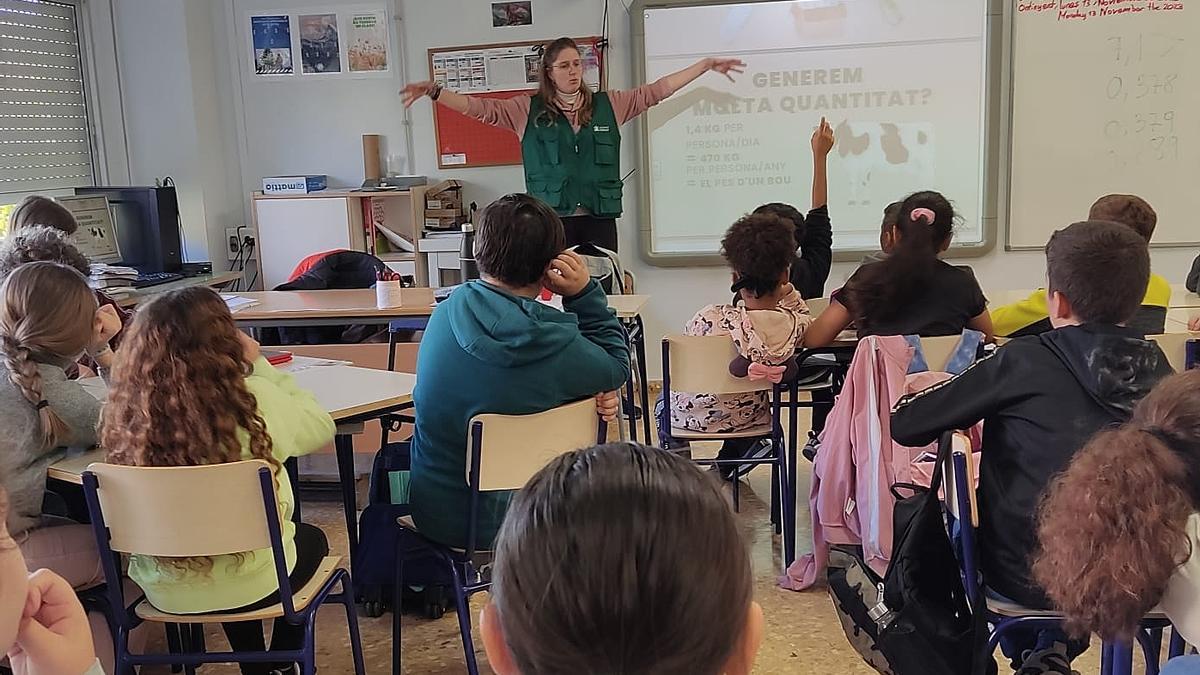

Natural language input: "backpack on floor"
[874,433,989,675]
[827,548,897,675]
[571,243,626,295]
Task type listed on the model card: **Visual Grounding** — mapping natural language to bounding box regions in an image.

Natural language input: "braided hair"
[0,262,97,448]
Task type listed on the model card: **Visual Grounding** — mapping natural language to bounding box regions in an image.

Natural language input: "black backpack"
[827,432,988,675]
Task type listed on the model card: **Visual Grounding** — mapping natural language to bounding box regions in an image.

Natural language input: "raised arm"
[812,117,833,209]
[664,57,746,93]
[402,82,532,136]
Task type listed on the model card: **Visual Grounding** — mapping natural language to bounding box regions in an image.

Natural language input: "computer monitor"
[58,195,122,265]
[75,186,183,273]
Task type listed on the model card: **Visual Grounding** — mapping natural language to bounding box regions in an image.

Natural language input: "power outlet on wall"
[225,228,241,260]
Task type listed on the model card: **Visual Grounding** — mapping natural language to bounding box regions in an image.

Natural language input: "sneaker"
[1017,642,1076,675]
[802,430,820,462]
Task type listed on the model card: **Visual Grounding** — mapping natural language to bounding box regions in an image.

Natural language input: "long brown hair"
[102,287,275,575]
[1034,370,1200,641]
[534,37,594,127]
[492,442,753,674]
[0,262,96,448]
[102,286,274,470]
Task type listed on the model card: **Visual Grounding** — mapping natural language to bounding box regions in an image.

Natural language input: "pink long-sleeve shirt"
[462,77,675,140]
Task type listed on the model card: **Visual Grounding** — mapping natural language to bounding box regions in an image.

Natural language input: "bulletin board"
[429,36,605,169]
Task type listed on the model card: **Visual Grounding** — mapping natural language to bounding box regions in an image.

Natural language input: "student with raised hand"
[803,190,992,347]
[410,193,629,551]
[748,116,836,300]
[102,286,335,675]
[993,194,1170,337]
[891,221,1173,674]
[481,442,763,675]
[1034,370,1200,652]
[0,491,101,675]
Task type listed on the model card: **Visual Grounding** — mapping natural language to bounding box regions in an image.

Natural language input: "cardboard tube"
[362,134,382,181]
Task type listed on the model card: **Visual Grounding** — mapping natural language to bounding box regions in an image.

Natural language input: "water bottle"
[459,222,479,282]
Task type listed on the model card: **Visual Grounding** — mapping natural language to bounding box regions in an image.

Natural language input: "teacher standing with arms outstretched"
[403,37,745,251]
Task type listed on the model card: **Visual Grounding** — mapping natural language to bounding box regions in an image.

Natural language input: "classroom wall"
[103,0,1199,375]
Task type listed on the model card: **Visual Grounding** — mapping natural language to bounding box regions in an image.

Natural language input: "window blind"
[0,0,93,196]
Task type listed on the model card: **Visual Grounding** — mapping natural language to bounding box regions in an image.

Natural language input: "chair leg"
[1170,627,1188,659]
[1109,641,1135,675]
[448,561,480,675]
[1139,628,1163,675]
[393,551,406,675]
[179,625,198,675]
[165,623,184,674]
[341,574,367,675]
[301,617,318,675]
[769,461,781,534]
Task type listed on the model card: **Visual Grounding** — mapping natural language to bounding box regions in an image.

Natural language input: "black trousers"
[562,214,618,252]
[220,523,329,675]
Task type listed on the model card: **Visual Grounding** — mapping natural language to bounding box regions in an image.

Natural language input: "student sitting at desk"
[992,194,1170,337]
[410,193,630,550]
[101,286,335,675]
[803,191,993,347]
[0,226,131,372]
[7,195,79,236]
[0,262,121,668]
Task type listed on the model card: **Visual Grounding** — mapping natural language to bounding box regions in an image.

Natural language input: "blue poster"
[251,15,292,75]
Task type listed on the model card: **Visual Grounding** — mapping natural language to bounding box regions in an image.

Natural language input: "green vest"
[522,92,623,218]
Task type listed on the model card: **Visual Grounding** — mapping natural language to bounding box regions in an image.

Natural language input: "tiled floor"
[135,431,1122,674]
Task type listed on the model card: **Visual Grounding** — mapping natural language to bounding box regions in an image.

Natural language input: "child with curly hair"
[102,286,335,675]
[665,213,813,478]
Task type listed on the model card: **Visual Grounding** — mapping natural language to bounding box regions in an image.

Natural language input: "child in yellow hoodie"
[992,194,1170,337]
[102,287,335,675]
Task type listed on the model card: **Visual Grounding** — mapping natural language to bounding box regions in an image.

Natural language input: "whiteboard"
[1008,1,1197,249]
[636,0,991,260]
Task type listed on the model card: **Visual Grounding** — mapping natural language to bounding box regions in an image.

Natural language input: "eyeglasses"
[551,59,583,72]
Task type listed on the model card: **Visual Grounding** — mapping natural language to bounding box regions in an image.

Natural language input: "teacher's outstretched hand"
[401,38,746,253]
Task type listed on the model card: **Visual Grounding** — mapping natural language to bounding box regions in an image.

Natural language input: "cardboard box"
[263,175,327,195]
[425,215,467,230]
[425,208,463,218]
[424,179,462,209]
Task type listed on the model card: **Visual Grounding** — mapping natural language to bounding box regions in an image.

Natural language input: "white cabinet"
[252,189,427,290]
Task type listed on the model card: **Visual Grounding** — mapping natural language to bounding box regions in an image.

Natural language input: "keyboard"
[132,272,184,289]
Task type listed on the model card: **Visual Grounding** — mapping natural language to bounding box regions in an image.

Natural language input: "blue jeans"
[1162,655,1200,674]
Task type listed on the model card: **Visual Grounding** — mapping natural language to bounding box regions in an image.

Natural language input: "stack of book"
[89,264,139,291]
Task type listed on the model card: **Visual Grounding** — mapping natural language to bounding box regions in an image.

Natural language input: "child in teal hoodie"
[411,194,631,549]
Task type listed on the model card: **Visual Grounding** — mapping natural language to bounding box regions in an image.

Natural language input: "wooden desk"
[229,289,650,325]
[1166,308,1198,331]
[229,289,435,328]
[608,294,650,319]
[1171,284,1200,309]
[114,271,243,308]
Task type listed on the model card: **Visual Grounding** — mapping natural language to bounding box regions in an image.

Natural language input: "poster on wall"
[251,15,292,75]
[492,2,533,27]
[299,13,341,74]
[347,11,388,72]
[430,41,600,95]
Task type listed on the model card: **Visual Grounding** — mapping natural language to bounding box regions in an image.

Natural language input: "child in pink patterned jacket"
[666,213,813,479]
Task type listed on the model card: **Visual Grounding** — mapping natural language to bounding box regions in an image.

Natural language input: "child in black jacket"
[891,221,1173,674]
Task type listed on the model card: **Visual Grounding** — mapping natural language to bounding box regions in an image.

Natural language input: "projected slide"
[642,0,988,255]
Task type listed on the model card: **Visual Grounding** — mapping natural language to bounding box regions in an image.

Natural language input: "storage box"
[425,215,467,231]
[262,175,327,195]
[425,208,463,219]
[424,179,462,209]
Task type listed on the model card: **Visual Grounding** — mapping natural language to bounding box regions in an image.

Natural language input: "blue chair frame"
[659,337,795,565]
[391,412,608,675]
[81,466,365,675]
[944,447,1186,675]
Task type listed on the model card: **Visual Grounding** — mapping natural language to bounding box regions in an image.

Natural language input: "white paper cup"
[376,279,404,308]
